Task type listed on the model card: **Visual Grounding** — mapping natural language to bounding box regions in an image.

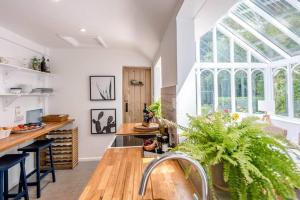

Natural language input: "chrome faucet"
[139,152,208,200]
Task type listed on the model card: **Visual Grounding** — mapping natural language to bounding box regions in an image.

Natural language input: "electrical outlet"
[14,106,24,122]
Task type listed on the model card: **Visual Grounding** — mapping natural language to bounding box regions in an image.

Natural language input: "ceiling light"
[80,28,86,33]
[95,35,108,48]
[57,35,79,47]
[52,0,61,2]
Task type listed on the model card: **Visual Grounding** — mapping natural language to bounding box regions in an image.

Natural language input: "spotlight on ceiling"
[57,35,79,47]
[95,35,108,48]
[80,28,86,33]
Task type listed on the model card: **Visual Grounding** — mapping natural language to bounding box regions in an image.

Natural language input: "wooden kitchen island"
[79,147,197,200]
[116,123,160,136]
[0,119,74,152]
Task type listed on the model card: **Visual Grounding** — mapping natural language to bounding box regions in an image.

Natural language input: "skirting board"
[79,157,102,162]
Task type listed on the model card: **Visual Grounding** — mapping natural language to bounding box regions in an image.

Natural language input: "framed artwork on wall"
[90,76,116,101]
[90,109,116,134]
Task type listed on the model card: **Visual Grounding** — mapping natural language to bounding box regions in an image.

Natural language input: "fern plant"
[175,112,300,200]
[148,100,161,118]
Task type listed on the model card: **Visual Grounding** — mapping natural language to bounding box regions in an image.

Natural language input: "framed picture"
[90,76,116,101]
[91,109,116,134]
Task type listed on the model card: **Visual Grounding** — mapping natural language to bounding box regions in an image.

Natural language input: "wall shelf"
[0,63,54,76]
[0,93,54,109]
[0,93,54,97]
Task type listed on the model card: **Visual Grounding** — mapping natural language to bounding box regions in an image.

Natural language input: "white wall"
[153,0,184,88]
[0,26,48,188]
[49,48,151,160]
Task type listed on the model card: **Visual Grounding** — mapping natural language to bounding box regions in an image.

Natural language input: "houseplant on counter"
[175,112,300,200]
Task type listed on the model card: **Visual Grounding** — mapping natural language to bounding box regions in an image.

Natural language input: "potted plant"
[147,100,161,119]
[175,112,300,200]
[31,57,41,71]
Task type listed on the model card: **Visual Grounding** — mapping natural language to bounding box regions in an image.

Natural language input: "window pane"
[217,31,230,62]
[274,69,288,116]
[251,0,300,37]
[235,70,248,112]
[201,70,214,115]
[218,70,231,112]
[293,65,300,118]
[222,17,283,61]
[233,3,300,57]
[200,31,213,62]
[251,55,263,63]
[234,43,247,62]
[252,70,265,113]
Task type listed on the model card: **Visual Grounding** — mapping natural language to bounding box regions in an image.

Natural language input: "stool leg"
[36,151,41,198]
[0,171,3,200]
[20,160,29,200]
[49,146,56,182]
[3,171,8,200]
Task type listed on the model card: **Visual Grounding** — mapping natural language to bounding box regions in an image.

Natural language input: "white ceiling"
[0,0,181,60]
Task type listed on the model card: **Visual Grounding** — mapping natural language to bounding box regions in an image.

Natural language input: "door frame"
[122,66,152,123]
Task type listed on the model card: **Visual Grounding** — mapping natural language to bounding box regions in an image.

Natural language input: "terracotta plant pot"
[211,163,229,192]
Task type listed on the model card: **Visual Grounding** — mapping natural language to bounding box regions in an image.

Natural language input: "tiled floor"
[12,161,98,200]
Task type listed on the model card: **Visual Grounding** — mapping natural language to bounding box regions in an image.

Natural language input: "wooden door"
[123,67,152,123]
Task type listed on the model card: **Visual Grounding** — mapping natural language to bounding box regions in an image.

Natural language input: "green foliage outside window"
[200,31,213,62]
[201,70,214,115]
[235,71,248,112]
[218,71,231,112]
[293,66,300,118]
[274,69,288,116]
[252,70,264,113]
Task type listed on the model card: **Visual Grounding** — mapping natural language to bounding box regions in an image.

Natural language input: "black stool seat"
[0,154,29,171]
[18,139,53,152]
[0,154,29,200]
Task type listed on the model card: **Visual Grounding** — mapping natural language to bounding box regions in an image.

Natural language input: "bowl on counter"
[0,127,11,139]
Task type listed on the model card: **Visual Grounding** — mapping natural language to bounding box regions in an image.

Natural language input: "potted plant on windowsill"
[175,112,300,200]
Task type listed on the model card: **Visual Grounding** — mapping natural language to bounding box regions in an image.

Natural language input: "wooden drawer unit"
[41,128,78,170]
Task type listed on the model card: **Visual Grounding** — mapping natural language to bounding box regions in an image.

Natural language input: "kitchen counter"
[116,123,159,136]
[0,119,74,152]
[79,147,197,200]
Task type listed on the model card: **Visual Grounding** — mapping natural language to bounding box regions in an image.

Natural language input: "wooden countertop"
[79,147,196,200]
[0,119,74,152]
[116,123,159,136]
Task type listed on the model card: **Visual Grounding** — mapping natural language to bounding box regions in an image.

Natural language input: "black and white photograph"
[91,109,116,134]
[90,76,116,101]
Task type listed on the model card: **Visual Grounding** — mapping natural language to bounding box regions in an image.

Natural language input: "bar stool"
[18,139,56,198]
[0,153,29,200]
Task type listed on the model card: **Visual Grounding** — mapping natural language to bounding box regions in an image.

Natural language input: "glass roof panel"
[251,0,300,37]
[221,17,283,61]
[233,3,300,56]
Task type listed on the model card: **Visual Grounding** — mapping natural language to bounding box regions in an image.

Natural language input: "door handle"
[125,103,128,112]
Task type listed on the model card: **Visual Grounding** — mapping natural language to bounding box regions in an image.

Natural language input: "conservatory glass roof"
[205,0,300,62]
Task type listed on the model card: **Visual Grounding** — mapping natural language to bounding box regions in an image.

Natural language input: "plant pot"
[211,163,229,192]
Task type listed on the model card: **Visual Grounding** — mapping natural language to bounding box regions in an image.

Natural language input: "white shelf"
[0,93,54,97]
[0,63,54,76]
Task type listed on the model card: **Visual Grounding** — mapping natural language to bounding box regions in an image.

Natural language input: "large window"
[293,65,300,118]
[252,70,264,113]
[274,69,288,116]
[218,70,231,112]
[200,31,213,62]
[217,31,230,62]
[200,70,214,115]
[235,70,248,112]
[234,43,247,62]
